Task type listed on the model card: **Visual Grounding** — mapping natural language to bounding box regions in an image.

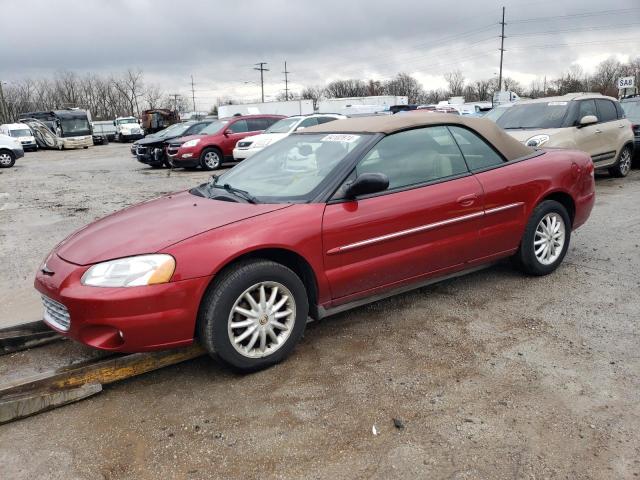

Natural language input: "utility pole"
[498,6,506,92]
[0,81,7,124]
[254,62,269,103]
[190,75,196,112]
[283,61,291,101]
[169,93,180,112]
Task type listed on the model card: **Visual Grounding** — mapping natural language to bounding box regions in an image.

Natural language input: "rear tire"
[200,148,223,170]
[608,145,633,178]
[514,200,571,276]
[197,260,308,372]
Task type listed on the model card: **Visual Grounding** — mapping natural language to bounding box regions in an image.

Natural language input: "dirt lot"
[0,144,639,479]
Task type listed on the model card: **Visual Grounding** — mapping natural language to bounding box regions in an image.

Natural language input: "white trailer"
[218,100,314,118]
[317,96,408,114]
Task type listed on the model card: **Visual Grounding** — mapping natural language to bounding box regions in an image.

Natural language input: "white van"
[0,123,38,151]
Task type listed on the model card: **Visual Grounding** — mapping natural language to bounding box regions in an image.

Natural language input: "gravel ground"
[0,144,639,479]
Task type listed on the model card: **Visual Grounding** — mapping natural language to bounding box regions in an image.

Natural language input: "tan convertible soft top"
[303,112,533,161]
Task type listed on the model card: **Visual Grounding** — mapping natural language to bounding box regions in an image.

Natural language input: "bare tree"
[324,79,368,98]
[383,73,424,104]
[444,70,465,96]
[592,57,623,96]
[367,79,384,96]
[143,84,164,110]
[301,86,324,110]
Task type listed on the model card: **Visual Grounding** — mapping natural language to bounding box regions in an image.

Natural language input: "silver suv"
[497,93,634,177]
[0,133,24,168]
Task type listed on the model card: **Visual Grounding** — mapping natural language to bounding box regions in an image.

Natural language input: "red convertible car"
[35,114,595,371]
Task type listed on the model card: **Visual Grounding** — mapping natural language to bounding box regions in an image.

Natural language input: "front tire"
[609,146,633,178]
[514,200,571,276]
[197,260,309,372]
[200,148,223,170]
[0,150,15,168]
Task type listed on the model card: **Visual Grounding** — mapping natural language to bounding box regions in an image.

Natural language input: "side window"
[228,119,248,133]
[595,99,617,123]
[317,116,339,125]
[188,123,206,134]
[246,118,267,131]
[578,100,598,120]
[355,126,468,191]
[448,126,505,171]
[297,117,319,129]
[263,117,280,128]
[615,101,625,119]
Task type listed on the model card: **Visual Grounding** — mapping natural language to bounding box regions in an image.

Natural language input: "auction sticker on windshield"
[322,134,360,143]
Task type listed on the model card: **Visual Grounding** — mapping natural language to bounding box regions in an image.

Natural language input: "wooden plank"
[0,320,62,355]
[0,343,206,424]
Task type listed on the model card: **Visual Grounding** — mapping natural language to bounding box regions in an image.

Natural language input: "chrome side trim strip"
[326,202,524,255]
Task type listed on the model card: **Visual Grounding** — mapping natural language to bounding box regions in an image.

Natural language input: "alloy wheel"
[534,212,566,265]
[204,151,220,169]
[227,281,296,359]
[619,148,632,176]
[0,153,13,166]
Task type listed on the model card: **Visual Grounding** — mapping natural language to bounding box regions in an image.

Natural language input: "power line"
[253,62,269,102]
[508,22,640,37]
[509,7,640,24]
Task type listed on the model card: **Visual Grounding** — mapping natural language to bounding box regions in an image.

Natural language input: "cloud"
[2,0,638,108]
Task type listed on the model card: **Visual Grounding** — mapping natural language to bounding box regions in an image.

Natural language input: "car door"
[447,125,530,262]
[573,99,605,161]
[322,126,484,302]
[220,119,250,156]
[594,99,624,165]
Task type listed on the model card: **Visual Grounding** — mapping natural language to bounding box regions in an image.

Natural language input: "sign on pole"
[618,77,635,89]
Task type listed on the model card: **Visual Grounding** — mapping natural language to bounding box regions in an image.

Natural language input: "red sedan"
[35,114,595,371]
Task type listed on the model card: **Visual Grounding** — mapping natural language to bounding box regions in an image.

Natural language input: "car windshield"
[200,133,370,202]
[621,100,640,122]
[200,120,229,135]
[483,106,511,122]
[157,123,191,138]
[497,101,569,129]
[264,117,300,134]
[117,118,137,124]
[60,118,91,136]
[9,129,32,137]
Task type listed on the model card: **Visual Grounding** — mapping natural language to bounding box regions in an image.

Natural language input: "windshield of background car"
[200,120,229,135]
[214,133,369,202]
[496,101,569,129]
[264,117,300,134]
[483,106,511,122]
[118,118,137,124]
[9,129,32,137]
[60,118,91,135]
[621,100,640,122]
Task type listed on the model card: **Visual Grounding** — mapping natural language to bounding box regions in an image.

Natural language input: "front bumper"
[232,146,260,161]
[135,145,166,165]
[12,147,25,159]
[167,144,201,168]
[34,253,212,352]
[21,141,38,151]
[62,136,93,149]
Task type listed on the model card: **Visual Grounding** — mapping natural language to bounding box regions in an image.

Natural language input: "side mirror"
[223,130,231,137]
[345,173,389,199]
[578,115,598,127]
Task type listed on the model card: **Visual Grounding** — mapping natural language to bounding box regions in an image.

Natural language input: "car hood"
[56,191,290,266]
[167,134,204,145]
[136,135,178,146]
[505,128,565,143]
[245,132,288,147]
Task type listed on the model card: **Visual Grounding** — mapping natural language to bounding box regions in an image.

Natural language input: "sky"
[1,0,639,109]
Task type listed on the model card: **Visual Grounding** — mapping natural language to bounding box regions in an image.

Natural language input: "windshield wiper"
[208,181,258,204]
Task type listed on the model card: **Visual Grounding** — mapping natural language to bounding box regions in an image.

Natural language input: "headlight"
[253,138,272,148]
[182,139,200,148]
[81,254,175,287]
[525,134,550,148]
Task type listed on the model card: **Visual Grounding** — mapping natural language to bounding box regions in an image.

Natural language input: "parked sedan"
[135,120,213,168]
[232,114,345,160]
[34,114,595,372]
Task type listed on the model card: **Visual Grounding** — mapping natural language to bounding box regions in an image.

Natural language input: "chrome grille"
[136,146,148,155]
[42,295,71,331]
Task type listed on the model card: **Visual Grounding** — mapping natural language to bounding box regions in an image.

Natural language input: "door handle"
[457,194,478,207]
